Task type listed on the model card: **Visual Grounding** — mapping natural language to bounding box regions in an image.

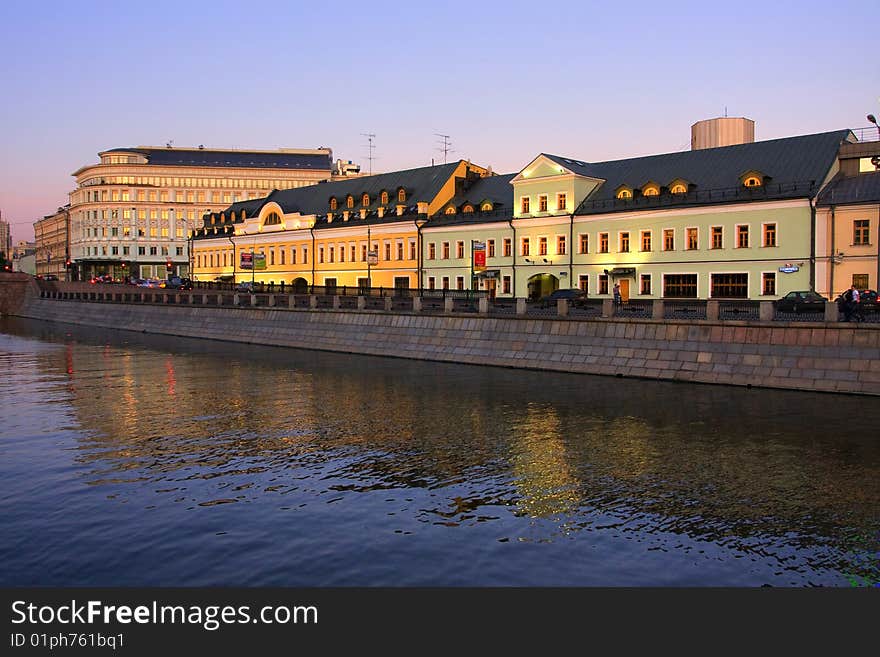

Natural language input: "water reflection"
[0,317,878,586]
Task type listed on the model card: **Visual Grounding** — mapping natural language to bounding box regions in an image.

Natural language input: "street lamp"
[414,216,428,291]
[868,114,880,141]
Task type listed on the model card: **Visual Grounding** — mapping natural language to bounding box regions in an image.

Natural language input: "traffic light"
[166,260,174,272]
[65,258,71,268]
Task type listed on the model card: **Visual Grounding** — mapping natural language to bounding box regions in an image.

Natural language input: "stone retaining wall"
[7,292,880,396]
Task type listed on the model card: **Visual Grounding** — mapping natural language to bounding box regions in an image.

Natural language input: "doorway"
[527,274,559,301]
[619,279,630,303]
[485,278,497,300]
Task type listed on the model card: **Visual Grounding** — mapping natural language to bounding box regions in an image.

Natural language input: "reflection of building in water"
[509,403,580,518]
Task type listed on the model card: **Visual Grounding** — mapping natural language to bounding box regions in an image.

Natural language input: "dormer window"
[230,212,236,222]
[616,186,633,200]
[241,210,247,220]
[329,197,337,211]
[445,206,456,215]
[381,191,389,205]
[642,184,660,197]
[264,212,281,226]
[463,204,474,213]
[670,183,687,194]
[481,202,493,212]
[398,188,406,203]
[362,193,370,207]
[346,195,354,209]
[740,170,766,188]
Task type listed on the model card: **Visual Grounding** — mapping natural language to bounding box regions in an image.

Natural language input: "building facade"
[191,160,490,289]
[66,146,343,281]
[0,213,11,265]
[34,206,70,279]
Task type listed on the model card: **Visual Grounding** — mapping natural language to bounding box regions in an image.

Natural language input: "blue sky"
[1,0,877,242]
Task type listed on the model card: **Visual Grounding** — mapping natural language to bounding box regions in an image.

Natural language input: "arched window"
[264,212,281,226]
[445,206,456,215]
[362,193,370,207]
[481,202,493,211]
[346,195,354,209]
[241,210,247,220]
[398,188,406,203]
[380,191,389,205]
[230,212,236,222]
[642,184,660,197]
[616,188,632,200]
[463,204,474,213]
[330,197,337,211]
[744,176,762,187]
[670,183,687,194]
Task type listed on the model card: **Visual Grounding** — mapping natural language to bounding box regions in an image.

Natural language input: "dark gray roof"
[555,130,853,215]
[104,147,332,170]
[817,171,880,206]
[428,173,516,227]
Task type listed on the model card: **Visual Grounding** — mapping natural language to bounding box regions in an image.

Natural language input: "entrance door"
[619,279,630,303]
[485,279,497,300]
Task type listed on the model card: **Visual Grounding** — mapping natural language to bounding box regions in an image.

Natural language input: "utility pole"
[361,133,376,175]
[434,133,453,164]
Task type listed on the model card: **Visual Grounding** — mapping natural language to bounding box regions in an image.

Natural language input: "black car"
[774,290,827,313]
[163,277,193,290]
[536,288,589,308]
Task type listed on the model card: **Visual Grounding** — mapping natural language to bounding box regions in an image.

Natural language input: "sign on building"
[473,241,486,272]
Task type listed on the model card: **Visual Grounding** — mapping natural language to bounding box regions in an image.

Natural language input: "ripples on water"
[0,317,878,586]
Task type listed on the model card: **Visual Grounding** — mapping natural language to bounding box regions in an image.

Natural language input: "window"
[270,249,276,265]
[445,206,456,215]
[428,276,436,290]
[429,243,436,260]
[138,246,145,255]
[330,198,337,211]
[664,229,674,251]
[743,176,762,187]
[361,244,367,261]
[442,242,449,259]
[557,193,567,211]
[686,227,698,250]
[346,196,354,209]
[503,276,511,295]
[123,246,130,256]
[362,193,370,207]
[481,202,492,212]
[150,227,157,238]
[319,247,324,264]
[641,231,651,252]
[640,274,651,295]
[578,275,588,292]
[264,212,281,226]
[521,237,530,256]
[538,195,548,212]
[599,233,609,254]
[456,276,464,290]
[111,227,119,237]
[111,246,118,255]
[351,245,357,262]
[463,204,474,213]
[663,274,697,298]
[762,272,776,295]
[380,191,388,205]
[763,223,777,247]
[853,273,869,289]
[619,232,630,253]
[488,239,495,258]
[711,226,723,249]
[397,242,404,260]
[149,246,157,256]
[854,220,870,245]
[670,183,687,194]
[324,278,337,292]
[617,188,632,199]
[737,225,749,249]
[503,238,512,257]
[711,273,748,298]
[557,235,566,255]
[442,277,449,290]
[599,274,609,294]
[643,184,659,197]
[291,248,297,265]
[384,242,391,260]
[398,189,406,203]
[409,241,416,260]
[456,241,464,259]
[161,227,168,238]
[302,246,308,264]
[521,197,530,214]
[539,237,548,256]
[328,246,334,263]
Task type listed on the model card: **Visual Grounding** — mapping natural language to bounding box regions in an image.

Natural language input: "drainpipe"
[508,218,516,297]
[876,203,879,292]
[829,205,835,298]
[226,230,236,285]
[569,213,574,285]
[809,194,816,291]
[309,225,316,290]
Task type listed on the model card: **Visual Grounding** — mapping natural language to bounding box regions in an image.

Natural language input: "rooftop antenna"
[724,106,728,118]
[166,140,174,148]
[434,133,453,164]
[361,132,376,175]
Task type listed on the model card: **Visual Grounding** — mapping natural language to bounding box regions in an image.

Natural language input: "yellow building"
[33,206,70,279]
[192,160,489,289]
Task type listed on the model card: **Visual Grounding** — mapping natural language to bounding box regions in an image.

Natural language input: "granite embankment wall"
[3,280,879,396]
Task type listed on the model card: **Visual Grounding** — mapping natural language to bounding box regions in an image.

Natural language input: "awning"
[608,267,636,277]
[476,269,501,279]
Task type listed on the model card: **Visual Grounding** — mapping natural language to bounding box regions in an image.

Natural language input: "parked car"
[235,281,256,294]
[162,277,193,290]
[89,274,114,284]
[536,288,589,308]
[774,290,828,313]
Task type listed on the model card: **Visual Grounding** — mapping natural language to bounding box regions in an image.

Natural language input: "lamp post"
[415,216,428,291]
[868,114,880,141]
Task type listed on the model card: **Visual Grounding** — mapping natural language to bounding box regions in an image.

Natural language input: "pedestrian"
[613,283,621,307]
[851,285,863,322]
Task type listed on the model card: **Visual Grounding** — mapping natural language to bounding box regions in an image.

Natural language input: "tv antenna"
[434,133,454,164]
[361,133,376,175]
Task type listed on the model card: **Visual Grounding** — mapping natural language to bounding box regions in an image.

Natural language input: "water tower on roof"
[691,116,755,150]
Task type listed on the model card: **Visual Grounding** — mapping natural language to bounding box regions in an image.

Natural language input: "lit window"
[521,197,530,214]
[670,183,687,194]
[346,196,354,209]
[557,193,567,211]
[380,191,389,205]
[481,202,492,211]
[463,204,474,213]
[538,195,548,212]
[398,189,406,203]
[330,198,337,211]
[744,176,762,187]
[616,188,632,200]
[643,185,660,197]
[362,193,370,207]
[445,206,456,215]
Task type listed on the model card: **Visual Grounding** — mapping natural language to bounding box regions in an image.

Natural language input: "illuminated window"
[763,223,777,247]
[521,197,530,214]
[398,188,406,203]
[664,229,674,251]
[346,196,354,209]
[579,234,589,254]
[264,212,281,226]
[686,227,698,250]
[445,206,456,215]
[642,184,660,197]
[744,176,762,187]
[538,195,548,212]
[330,198,337,211]
[670,183,687,194]
[362,193,370,207]
[463,204,474,213]
[619,232,630,253]
[599,233,609,253]
[481,202,492,211]
[380,191,389,205]
[557,193,567,211]
[641,231,651,252]
[616,188,632,200]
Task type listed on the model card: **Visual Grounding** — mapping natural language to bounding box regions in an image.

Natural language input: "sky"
[1,0,877,243]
